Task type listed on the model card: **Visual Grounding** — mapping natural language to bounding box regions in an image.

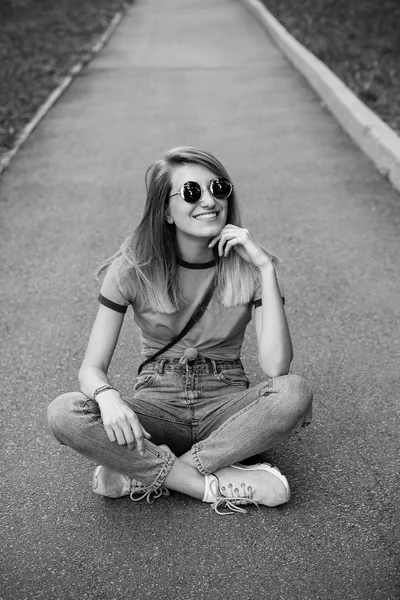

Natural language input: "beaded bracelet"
[93,384,116,402]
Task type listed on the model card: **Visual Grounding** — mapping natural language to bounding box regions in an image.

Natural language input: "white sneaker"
[92,465,169,503]
[204,463,290,514]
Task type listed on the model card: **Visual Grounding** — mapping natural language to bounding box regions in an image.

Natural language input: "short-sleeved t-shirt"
[99,256,263,361]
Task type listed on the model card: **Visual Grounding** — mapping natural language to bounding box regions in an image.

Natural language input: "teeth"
[194,213,217,220]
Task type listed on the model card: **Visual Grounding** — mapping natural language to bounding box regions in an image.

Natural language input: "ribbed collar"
[177,257,216,269]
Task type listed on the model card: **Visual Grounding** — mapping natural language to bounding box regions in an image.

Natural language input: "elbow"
[78,364,87,391]
[78,361,96,392]
[263,366,290,378]
[258,352,293,378]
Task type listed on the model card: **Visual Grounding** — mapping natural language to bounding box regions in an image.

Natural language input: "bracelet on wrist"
[93,385,116,402]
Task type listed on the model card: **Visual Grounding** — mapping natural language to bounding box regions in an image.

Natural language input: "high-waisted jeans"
[47,358,313,491]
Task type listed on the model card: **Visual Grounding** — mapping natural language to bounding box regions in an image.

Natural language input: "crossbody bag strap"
[137,275,216,375]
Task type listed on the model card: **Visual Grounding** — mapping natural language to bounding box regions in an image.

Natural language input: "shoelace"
[210,479,260,515]
[129,481,170,504]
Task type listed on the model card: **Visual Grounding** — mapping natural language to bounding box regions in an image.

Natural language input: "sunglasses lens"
[181,181,202,204]
[210,178,232,200]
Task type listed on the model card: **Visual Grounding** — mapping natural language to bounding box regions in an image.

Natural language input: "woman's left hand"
[209,224,272,269]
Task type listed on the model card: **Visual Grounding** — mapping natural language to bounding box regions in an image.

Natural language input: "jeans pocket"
[218,368,250,388]
[134,371,158,393]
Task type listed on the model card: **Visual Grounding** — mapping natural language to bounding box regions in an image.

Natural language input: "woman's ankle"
[163,457,205,500]
[178,449,197,468]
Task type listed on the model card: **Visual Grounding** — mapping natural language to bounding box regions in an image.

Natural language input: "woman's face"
[166,164,229,247]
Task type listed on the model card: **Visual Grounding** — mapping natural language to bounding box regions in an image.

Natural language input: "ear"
[164,210,174,225]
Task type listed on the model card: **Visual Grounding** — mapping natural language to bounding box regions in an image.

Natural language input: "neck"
[177,237,214,264]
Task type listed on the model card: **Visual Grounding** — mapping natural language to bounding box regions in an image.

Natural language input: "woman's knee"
[272,373,313,417]
[47,392,85,442]
[286,373,312,399]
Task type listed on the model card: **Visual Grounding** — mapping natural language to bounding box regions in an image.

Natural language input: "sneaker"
[205,463,290,515]
[92,465,169,504]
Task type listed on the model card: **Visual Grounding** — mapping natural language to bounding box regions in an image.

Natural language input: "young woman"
[48,147,313,515]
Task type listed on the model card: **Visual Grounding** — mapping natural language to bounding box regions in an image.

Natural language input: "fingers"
[218,234,242,257]
[115,422,134,449]
[104,425,117,444]
[104,409,152,455]
[209,231,230,256]
[220,238,238,257]
[142,427,152,440]
[208,225,245,252]
[208,233,221,248]
[120,420,138,452]
[127,415,147,455]
[209,225,248,257]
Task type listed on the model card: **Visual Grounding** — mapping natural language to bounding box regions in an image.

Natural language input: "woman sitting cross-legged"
[47,146,313,515]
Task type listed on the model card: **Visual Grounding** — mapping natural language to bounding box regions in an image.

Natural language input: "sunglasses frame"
[169,177,234,204]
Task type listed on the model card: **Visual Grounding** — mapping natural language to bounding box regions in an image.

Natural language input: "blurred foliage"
[262,0,400,133]
[0,0,132,155]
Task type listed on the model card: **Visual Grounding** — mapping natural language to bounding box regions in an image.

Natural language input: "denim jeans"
[47,358,313,490]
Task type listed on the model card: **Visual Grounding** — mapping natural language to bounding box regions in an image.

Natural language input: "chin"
[199,224,222,236]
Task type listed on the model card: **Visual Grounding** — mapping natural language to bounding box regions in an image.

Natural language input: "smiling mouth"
[193,212,219,220]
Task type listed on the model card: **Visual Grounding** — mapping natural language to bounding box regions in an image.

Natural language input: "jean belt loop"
[158,359,166,375]
[210,359,218,376]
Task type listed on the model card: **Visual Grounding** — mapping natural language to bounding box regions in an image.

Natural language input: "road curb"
[242,0,400,194]
[0,4,130,179]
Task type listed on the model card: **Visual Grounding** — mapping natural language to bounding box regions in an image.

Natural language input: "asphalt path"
[1,0,400,598]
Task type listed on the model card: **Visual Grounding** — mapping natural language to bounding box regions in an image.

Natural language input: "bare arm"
[209,224,293,377]
[79,304,151,454]
[78,304,125,397]
[254,263,293,377]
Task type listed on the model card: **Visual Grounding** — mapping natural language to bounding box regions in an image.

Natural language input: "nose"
[200,188,216,208]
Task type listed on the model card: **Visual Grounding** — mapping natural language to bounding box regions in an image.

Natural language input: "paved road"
[1,0,399,598]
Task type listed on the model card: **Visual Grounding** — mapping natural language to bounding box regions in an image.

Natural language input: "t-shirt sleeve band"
[98,293,128,314]
[253,296,285,309]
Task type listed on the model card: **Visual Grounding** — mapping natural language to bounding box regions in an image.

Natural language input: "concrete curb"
[242,0,400,194]
[0,4,130,179]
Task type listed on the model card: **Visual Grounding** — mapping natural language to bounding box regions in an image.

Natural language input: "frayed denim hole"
[258,378,273,398]
[82,397,102,423]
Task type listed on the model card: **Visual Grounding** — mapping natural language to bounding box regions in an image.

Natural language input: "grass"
[0,0,133,159]
[260,0,400,135]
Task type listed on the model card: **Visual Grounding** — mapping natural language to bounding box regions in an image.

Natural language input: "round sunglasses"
[169,177,233,204]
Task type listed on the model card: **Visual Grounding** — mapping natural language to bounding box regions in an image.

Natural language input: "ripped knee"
[261,373,313,420]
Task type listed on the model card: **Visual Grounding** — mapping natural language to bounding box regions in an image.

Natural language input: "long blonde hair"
[99,147,277,313]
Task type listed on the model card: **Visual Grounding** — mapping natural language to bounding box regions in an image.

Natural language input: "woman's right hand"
[78,305,151,454]
[96,390,151,455]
